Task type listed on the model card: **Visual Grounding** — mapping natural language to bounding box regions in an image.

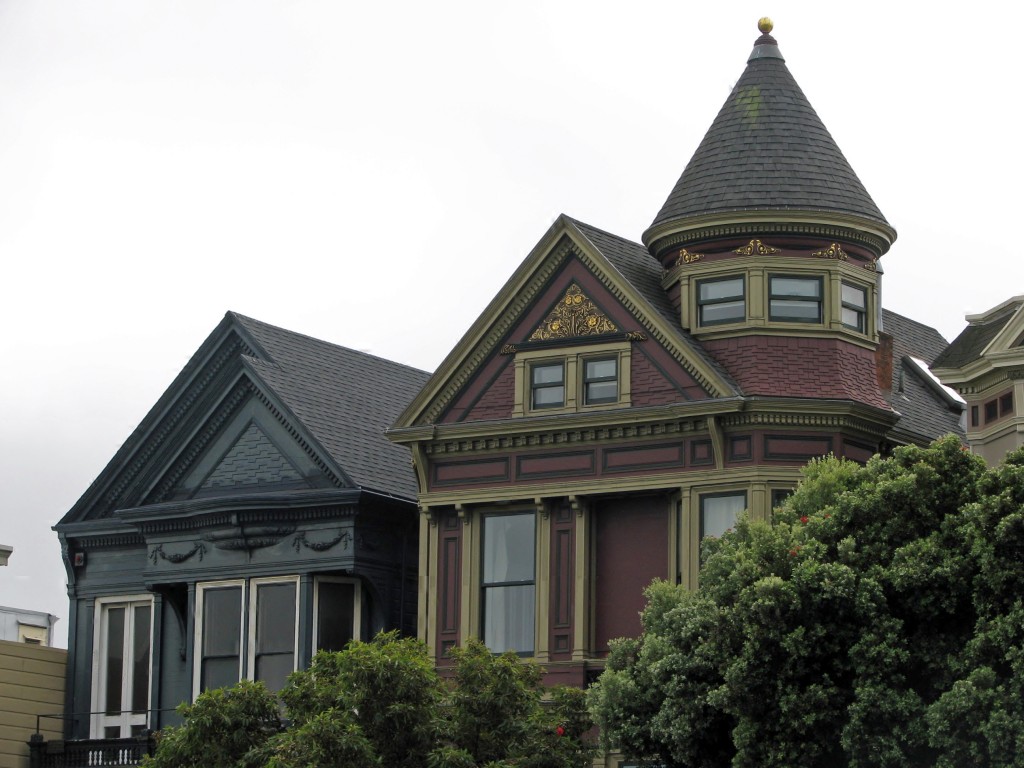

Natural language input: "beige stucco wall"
[0,640,66,768]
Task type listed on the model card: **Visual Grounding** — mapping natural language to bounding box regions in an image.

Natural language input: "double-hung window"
[92,597,152,738]
[481,513,535,654]
[697,276,745,326]
[531,362,565,409]
[248,578,298,694]
[841,282,867,332]
[583,357,618,405]
[197,581,244,692]
[769,276,823,323]
[700,492,747,539]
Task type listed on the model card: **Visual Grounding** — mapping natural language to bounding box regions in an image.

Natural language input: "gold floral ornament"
[734,239,781,256]
[812,243,848,260]
[675,248,705,266]
[529,283,619,341]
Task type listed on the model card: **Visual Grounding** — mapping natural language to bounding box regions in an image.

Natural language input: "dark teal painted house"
[47,312,428,758]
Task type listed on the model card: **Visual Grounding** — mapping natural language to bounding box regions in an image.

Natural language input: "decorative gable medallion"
[528,283,619,341]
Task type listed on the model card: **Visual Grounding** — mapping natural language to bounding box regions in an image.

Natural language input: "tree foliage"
[589,437,1024,768]
[144,632,592,768]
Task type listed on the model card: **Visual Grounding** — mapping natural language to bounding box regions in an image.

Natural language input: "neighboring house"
[0,640,66,768]
[45,312,429,760]
[0,606,59,647]
[933,296,1024,464]
[386,19,965,690]
[0,546,11,568]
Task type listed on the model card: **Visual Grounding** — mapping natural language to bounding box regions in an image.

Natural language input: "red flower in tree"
[800,516,809,524]
[556,725,566,737]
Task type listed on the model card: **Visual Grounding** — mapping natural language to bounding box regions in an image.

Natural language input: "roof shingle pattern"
[932,304,1019,369]
[233,313,430,499]
[649,35,889,232]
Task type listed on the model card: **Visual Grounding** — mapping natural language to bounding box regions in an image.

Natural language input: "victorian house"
[385,20,965,687]
[43,312,428,763]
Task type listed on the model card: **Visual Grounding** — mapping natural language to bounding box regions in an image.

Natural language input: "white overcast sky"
[0,1,1020,646]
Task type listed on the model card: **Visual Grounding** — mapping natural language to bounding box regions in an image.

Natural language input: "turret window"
[841,283,867,332]
[769,275,822,323]
[697,276,745,326]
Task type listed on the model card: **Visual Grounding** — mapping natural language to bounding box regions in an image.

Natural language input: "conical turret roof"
[643,19,894,256]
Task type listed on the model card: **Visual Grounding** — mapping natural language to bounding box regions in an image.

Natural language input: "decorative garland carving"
[149,542,207,565]
[500,344,518,355]
[675,248,705,266]
[734,239,780,256]
[812,243,848,260]
[863,257,878,271]
[203,525,296,551]
[528,283,619,341]
[292,530,350,552]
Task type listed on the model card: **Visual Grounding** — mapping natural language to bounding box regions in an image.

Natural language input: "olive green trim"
[416,465,827,508]
[643,210,897,260]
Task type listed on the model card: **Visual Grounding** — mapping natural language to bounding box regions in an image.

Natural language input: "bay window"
[698,276,746,326]
[700,492,747,539]
[841,282,867,332]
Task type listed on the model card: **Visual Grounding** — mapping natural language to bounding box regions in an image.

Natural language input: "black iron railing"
[27,710,177,768]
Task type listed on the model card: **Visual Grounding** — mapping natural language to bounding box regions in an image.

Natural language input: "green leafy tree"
[145,631,593,768]
[590,437,1024,768]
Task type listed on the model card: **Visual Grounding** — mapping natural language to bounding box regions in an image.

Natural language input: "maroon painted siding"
[704,336,889,410]
[593,496,669,654]
[630,344,708,406]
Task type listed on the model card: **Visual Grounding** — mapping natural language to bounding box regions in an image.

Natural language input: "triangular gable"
[984,298,1024,357]
[391,215,737,430]
[58,316,351,525]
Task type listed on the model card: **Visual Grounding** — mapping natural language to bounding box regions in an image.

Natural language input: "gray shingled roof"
[569,218,740,395]
[932,303,1020,369]
[233,313,430,499]
[649,31,889,232]
[884,309,965,443]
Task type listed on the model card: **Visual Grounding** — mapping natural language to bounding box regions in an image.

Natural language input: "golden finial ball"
[758,17,773,34]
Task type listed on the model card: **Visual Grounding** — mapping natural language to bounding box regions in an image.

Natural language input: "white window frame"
[193,580,245,697]
[246,576,300,688]
[312,576,363,654]
[90,594,154,739]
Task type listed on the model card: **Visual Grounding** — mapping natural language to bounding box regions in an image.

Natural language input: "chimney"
[876,332,894,393]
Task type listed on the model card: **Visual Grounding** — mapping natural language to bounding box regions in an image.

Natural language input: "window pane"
[700,278,743,301]
[701,300,745,324]
[257,583,296,654]
[771,277,820,298]
[842,283,866,308]
[317,581,355,652]
[533,385,565,407]
[483,515,535,583]
[483,584,535,654]
[202,657,240,691]
[203,587,242,656]
[842,306,863,330]
[771,299,820,321]
[255,653,294,693]
[702,494,747,538]
[104,607,125,715]
[586,380,618,404]
[585,359,616,380]
[532,364,563,385]
[130,605,150,714]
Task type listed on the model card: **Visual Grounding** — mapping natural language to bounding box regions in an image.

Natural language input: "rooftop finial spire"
[758,17,773,34]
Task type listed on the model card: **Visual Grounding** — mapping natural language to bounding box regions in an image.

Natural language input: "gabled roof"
[60,313,429,525]
[390,215,739,431]
[230,314,431,498]
[932,297,1024,369]
[884,309,965,444]
[644,21,892,252]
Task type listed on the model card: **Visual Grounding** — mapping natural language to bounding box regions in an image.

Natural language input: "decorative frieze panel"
[529,283,619,341]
